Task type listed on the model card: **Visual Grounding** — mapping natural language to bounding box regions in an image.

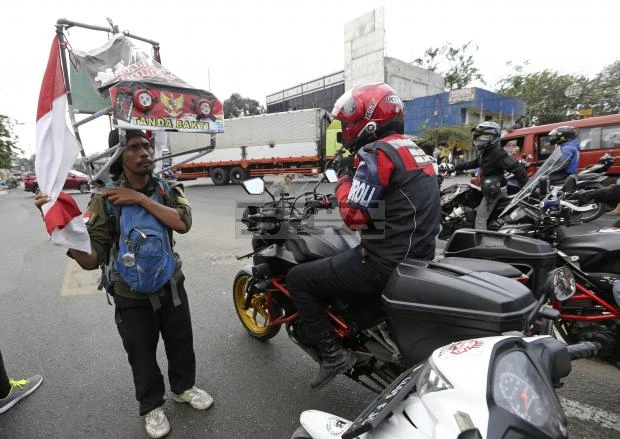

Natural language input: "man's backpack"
[99,178,181,309]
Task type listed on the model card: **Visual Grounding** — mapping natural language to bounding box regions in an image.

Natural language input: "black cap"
[107,128,151,178]
[108,128,150,148]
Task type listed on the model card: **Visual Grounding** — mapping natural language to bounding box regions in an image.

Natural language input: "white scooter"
[292,270,599,439]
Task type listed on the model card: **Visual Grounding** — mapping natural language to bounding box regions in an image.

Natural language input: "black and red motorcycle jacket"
[335,134,441,272]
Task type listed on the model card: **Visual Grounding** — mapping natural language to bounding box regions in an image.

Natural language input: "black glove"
[331,155,354,177]
[567,190,594,205]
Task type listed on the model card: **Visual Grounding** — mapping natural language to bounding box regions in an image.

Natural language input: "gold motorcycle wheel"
[233,271,282,340]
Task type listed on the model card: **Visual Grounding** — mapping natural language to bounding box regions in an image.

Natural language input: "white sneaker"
[144,406,170,438]
[172,386,214,410]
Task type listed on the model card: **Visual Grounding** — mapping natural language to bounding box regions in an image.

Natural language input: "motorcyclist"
[439,121,528,230]
[285,83,441,389]
[546,125,580,185]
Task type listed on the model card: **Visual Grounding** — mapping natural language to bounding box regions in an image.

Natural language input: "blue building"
[403,87,526,136]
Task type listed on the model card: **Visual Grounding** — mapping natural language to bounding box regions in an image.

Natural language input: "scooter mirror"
[324,169,338,183]
[241,177,265,195]
[563,175,577,193]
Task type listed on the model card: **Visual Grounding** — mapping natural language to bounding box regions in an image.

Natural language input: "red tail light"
[515,274,530,284]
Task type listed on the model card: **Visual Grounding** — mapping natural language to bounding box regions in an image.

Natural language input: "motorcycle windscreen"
[499,146,567,217]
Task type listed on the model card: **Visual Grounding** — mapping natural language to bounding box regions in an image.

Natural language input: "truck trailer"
[166,108,336,185]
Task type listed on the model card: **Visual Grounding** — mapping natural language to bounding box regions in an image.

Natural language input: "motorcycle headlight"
[541,267,575,302]
[417,359,452,397]
[195,99,212,117]
[133,89,154,111]
[492,350,567,438]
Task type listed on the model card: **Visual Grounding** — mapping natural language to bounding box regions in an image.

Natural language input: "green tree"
[0,115,22,169]
[413,41,485,91]
[414,124,473,156]
[586,60,620,116]
[223,93,265,118]
[496,66,590,125]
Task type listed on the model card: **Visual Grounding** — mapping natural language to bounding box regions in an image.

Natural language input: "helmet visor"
[332,91,358,121]
[475,133,495,143]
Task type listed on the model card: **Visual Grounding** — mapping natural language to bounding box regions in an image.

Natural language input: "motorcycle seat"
[439,257,523,278]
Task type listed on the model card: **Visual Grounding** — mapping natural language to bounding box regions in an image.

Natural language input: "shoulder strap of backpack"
[152,176,182,308]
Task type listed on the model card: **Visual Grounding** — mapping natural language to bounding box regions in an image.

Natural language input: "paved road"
[0,180,618,438]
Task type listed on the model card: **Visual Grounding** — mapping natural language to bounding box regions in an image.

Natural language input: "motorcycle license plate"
[341,364,423,439]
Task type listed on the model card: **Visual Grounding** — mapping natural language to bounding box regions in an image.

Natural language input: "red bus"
[501,114,620,176]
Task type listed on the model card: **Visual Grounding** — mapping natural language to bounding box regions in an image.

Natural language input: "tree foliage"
[588,60,620,115]
[413,41,485,91]
[414,124,474,156]
[496,60,620,125]
[0,115,22,169]
[223,93,265,119]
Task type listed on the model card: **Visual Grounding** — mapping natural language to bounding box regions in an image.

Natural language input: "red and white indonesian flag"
[35,36,91,253]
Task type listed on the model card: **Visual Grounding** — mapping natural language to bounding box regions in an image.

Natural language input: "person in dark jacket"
[440,122,528,230]
[286,83,441,389]
[547,126,580,185]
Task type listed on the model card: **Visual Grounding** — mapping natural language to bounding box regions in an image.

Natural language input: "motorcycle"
[443,146,620,365]
[292,337,600,439]
[569,152,617,222]
[291,271,592,439]
[233,171,559,392]
[438,171,523,240]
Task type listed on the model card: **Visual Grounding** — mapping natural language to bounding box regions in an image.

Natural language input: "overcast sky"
[1,0,618,157]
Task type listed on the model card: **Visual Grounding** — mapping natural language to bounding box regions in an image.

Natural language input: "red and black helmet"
[331,83,404,151]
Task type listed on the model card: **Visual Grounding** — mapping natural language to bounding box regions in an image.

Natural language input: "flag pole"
[54,24,95,176]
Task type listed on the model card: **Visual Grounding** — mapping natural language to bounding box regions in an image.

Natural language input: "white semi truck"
[167,108,338,185]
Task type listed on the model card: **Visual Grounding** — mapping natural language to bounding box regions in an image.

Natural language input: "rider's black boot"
[311,332,357,389]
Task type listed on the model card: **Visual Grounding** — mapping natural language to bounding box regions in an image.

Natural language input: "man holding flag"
[34,36,211,439]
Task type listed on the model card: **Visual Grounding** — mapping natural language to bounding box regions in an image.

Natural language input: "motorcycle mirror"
[563,175,577,193]
[538,176,550,196]
[324,169,338,183]
[241,177,265,195]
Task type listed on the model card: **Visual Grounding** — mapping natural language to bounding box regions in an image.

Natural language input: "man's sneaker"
[144,406,170,439]
[172,386,213,410]
[0,375,43,415]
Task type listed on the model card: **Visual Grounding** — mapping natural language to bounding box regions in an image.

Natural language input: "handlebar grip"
[566,342,600,360]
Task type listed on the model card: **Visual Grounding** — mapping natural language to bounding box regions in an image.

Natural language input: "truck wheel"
[229,166,249,185]
[210,167,229,186]
[33,185,40,195]
[79,182,90,193]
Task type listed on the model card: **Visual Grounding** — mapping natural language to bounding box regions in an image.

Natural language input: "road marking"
[60,259,101,296]
[561,397,620,432]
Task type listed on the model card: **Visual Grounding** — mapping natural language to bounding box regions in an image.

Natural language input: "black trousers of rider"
[0,349,10,398]
[286,246,393,340]
[114,280,196,416]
